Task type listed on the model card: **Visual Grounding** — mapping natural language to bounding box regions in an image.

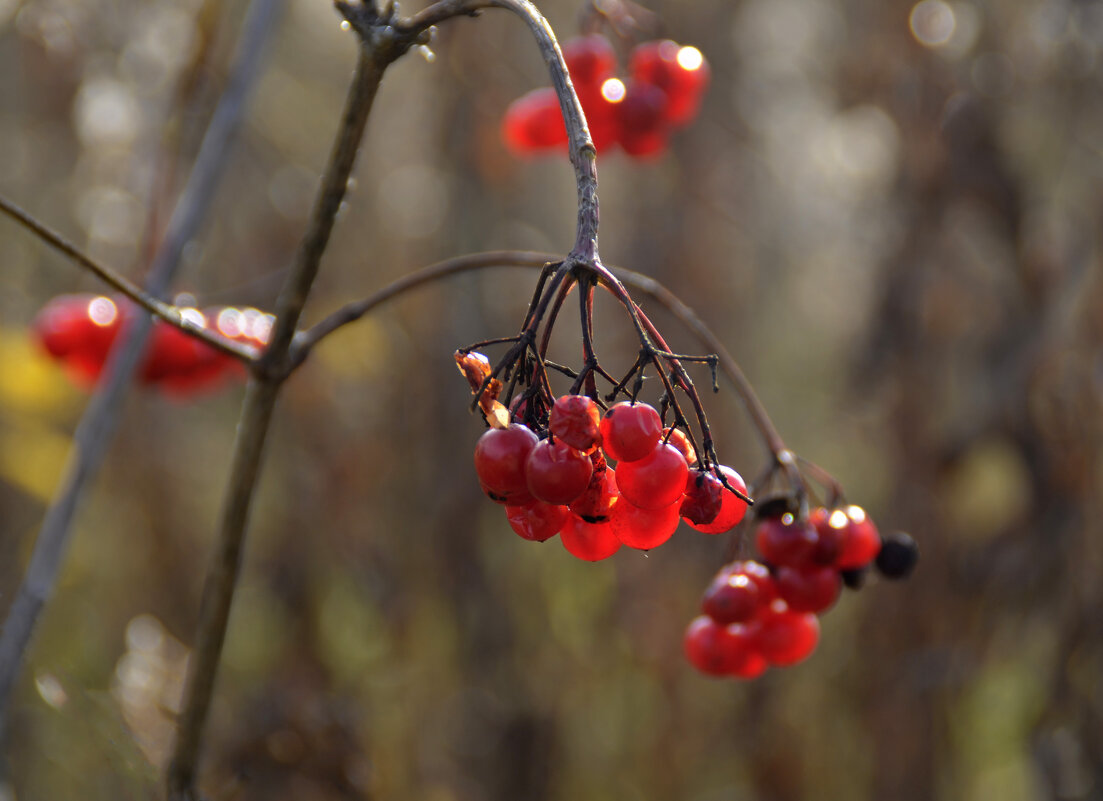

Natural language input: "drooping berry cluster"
[503,35,710,159]
[685,505,915,679]
[32,294,270,395]
[470,388,748,561]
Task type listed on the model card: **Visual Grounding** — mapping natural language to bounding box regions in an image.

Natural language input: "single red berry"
[610,497,680,550]
[473,424,538,504]
[559,513,621,561]
[579,82,622,151]
[615,442,689,510]
[502,87,567,153]
[563,34,617,89]
[756,513,819,567]
[757,601,820,666]
[683,616,765,678]
[686,466,749,534]
[680,470,723,526]
[569,463,619,522]
[836,505,882,569]
[549,394,602,452]
[616,81,670,158]
[774,565,842,613]
[525,438,593,505]
[662,426,697,465]
[32,294,124,384]
[629,40,711,126]
[702,570,762,624]
[506,500,569,542]
[727,560,779,604]
[599,401,663,462]
[808,506,846,565]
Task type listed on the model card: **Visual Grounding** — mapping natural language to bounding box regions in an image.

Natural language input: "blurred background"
[1,0,1101,798]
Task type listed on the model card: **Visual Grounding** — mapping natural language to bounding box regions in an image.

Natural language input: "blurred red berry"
[502,87,567,153]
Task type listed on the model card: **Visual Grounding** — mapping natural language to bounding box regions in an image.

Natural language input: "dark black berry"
[874,531,918,579]
[840,567,868,589]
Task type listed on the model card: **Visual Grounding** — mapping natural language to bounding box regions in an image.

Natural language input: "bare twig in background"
[0,0,282,745]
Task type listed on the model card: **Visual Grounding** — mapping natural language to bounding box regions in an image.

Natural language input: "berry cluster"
[503,35,710,159]
[685,506,916,679]
[470,386,748,561]
[32,294,271,395]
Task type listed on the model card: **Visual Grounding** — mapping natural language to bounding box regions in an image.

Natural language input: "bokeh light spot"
[600,78,625,103]
[88,297,117,327]
[677,46,704,71]
[910,0,956,47]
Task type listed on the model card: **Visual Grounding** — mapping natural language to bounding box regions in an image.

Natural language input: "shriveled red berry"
[502,88,567,153]
[615,442,689,510]
[686,466,748,534]
[559,513,621,561]
[684,616,765,678]
[835,505,882,569]
[549,394,602,452]
[569,463,618,522]
[616,81,670,158]
[610,497,680,550]
[757,601,820,666]
[756,513,819,567]
[474,424,538,504]
[506,500,568,542]
[629,40,711,126]
[525,438,593,504]
[680,470,723,526]
[774,565,841,613]
[702,570,761,624]
[599,402,663,462]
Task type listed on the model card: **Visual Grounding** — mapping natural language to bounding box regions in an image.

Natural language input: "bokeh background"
[1,0,1101,798]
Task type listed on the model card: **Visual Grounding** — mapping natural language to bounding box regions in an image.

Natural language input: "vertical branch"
[0,0,282,742]
[167,11,406,796]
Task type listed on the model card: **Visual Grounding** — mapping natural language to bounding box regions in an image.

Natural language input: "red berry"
[559,513,621,561]
[599,402,663,462]
[686,466,749,534]
[702,570,761,624]
[32,294,124,384]
[684,616,765,678]
[609,497,680,550]
[757,601,820,666]
[473,424,538,504]
[774,565,841,613]
[525,438,593,504]
[563,34,617,89]
[808,506,846,565]
[616,81,670,158]
[569,463,618,522]
[549,394,602,452]
[662,427,697,465]
[502,87,567,153]
[579,82,621,151]
[506,500,568,542]
[680,470,723,526]
[615,443,689,510]
[756,513,819,567]
[835,505,882,569]
[629,40,711,126]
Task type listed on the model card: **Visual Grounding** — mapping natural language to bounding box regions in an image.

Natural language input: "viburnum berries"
[461,384,750,562]
[684,502,913,680]
[31,293,270,395]
[502,34,711,159]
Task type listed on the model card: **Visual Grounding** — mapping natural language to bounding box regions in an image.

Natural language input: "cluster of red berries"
[32,294,271,395]
[684,505,889,679]
[503,35,710,158]
[473,393,748,560]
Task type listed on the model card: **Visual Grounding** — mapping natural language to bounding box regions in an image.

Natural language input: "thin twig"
[0,0,281,745]
[0,197,257,363]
